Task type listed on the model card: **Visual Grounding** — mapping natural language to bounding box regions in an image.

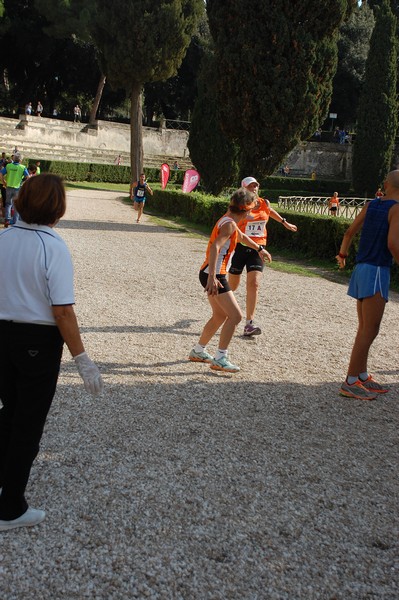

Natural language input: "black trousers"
[0,321,63,520]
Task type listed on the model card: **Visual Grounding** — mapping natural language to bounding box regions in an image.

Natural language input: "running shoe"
[210,356,240,373]
[243,323,261,336]
[188,348,213,363]
[4,220,9,228]
[360,375,389,394]
[339,379,377,401]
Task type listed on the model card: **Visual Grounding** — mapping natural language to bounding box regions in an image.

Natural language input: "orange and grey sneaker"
[359,375,389,394]
[188,348,213,363]
[339,379,377,401]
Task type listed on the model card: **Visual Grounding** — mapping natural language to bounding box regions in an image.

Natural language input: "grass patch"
[65,180,178,193]
[267,260,319,278]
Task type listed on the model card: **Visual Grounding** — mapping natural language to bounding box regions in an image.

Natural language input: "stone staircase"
[0,115,193,170]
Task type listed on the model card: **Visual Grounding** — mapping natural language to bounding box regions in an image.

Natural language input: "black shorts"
[199,270,231,294]
[330,206,337,212]
[229,243,265,275]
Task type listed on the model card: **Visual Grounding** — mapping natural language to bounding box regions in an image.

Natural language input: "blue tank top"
[356,198,398,267]
[134,182,147,199]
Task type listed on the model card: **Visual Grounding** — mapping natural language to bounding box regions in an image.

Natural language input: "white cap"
[241,176,259,187]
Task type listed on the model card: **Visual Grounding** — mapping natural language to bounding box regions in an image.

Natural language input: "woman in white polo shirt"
[0,174,103,531]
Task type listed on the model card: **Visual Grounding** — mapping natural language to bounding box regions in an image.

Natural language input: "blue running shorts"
[347,263,390,302]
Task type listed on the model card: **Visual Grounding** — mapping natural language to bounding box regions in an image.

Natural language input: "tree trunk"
[89,74,107,125]
[130,82,144,181]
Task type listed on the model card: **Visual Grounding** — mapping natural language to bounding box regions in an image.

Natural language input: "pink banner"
[182,169,200,193]
[161,163,170,190]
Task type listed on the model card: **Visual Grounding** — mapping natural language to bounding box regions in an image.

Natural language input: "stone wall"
[0,114,358,179]
[0,115,190,166]
[284,141,352,180]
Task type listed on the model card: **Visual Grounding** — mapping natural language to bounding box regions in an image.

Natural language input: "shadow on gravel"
[58,219,182,234]
[3,377,396,598]
[80,319,200,337]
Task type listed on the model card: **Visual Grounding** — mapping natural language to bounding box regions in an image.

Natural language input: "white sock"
[215,349,227,360]
[246,319,253,325]
[347,375,358,385]
[359,372,369,382]
[194,343,206,353]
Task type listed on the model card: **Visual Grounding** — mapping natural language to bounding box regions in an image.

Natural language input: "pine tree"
[352,0,398,195]
[34,0,106,124]
[90,1,203,179]
[206,0,355,177]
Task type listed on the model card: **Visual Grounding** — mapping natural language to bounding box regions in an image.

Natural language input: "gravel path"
[1,189,398,599]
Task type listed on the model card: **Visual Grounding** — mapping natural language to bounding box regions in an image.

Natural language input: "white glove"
[73,352,104,396]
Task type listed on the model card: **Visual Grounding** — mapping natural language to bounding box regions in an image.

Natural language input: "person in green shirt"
[0,152,29,226]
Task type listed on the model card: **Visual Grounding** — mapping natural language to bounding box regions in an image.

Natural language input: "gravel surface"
[1,189,398,599]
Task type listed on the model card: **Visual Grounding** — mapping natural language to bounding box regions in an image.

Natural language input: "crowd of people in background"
[24,101,82,121]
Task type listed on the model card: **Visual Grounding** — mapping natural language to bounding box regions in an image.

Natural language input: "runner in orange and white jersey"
[328,191,340,216]
[229,177,297,337]
[200,215,238,276]
[189,187,271,373]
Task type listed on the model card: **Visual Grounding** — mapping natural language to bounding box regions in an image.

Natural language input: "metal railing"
[165,119,190,131]
[278,196,371,219]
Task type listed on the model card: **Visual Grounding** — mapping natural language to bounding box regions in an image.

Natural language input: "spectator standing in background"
[73,105,81,122]
[36,101,43,117]
[0,152,29,227]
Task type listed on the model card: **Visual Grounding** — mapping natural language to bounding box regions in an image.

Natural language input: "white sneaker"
[0,508,46,531]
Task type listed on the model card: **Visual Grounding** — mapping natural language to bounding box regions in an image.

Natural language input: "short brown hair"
[229,187,256,214]
[14,174,66,225]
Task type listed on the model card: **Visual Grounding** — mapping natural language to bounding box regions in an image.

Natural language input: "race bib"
[245,220,266,238]
[136,189,145,197]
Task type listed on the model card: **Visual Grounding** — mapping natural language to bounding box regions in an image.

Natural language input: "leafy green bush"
[150,189,229,227]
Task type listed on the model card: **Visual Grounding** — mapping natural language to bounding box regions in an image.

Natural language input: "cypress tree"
[329,3,375,128]
[188,52,239,194]
[352,0,398,195]
[90,1,203,179]
[206,0,355,177]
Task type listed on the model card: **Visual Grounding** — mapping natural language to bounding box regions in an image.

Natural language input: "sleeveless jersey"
[200,216,238,275]
[329,196,339,207]
[236,198,270,246]
[356,198,398,267]
[134,182,147,199]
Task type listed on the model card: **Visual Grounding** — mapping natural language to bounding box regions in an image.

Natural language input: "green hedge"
[149,188,399,282]
[151,189,349,257]
[25,159,186,186]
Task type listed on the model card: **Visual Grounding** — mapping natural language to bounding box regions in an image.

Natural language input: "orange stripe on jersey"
[200,215,238,275]
[237,197,270,245]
